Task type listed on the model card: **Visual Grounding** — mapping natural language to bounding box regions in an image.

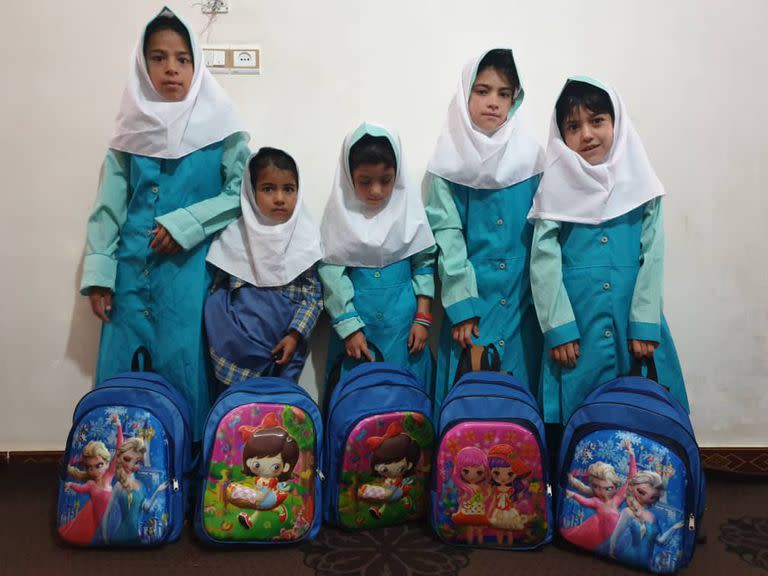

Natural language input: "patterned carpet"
[2,463,766,575]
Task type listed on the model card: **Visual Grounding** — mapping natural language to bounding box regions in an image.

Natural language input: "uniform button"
[603,282,610,290]
[496,218,504,226]
[151,186,159,194]
[604,329,612,338]
[143,310,150,317]
[500,298,507,306]
[499,339,505,346]
[143,268,150,277]
[373,271,381,278]
[375,311,383,319]
[600,236,609,244]
[499,262,506,270]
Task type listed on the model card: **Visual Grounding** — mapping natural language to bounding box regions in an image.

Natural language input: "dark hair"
[249,147,299,189]
[555,81,615,138]
[476,49,520,93]
[241,426,299,482]
[370,433,421,478]
[348,134,397,174]
[143,15,193,65]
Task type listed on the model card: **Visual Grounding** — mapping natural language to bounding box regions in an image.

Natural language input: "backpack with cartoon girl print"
[193,375,323,545]
[431,370,553,549]
[323,359,434,530]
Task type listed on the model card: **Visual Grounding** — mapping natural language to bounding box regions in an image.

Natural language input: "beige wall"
[1,0,766,450]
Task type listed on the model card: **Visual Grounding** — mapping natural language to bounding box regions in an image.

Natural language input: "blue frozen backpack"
[57,347,192,547]
[431,361,554,550]
[194,373,323,545]
[323,346,434,530]
[557,358,704,573]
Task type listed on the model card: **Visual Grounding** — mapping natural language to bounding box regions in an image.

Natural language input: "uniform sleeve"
[155,131,250,250]
[628,198,664,342]
[318,262,365,340]
[410,245,436,298]
[80,150,131,294]
[288,267,324,339]
[424,175,480,325]
[530,219,581,349]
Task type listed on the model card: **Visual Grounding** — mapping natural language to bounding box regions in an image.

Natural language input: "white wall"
[1,0,766,450]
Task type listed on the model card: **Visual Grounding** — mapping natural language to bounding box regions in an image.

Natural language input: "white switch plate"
[201,45,229,74]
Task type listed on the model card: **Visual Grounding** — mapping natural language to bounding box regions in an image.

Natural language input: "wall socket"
[202,45,261,75]
[201,0,229,14]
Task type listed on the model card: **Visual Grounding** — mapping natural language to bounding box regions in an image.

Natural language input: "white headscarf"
[427,48,545,190]
[206,150,324,287]
[109,6,246,159]
[320,122,435,268]
[528,76,665,224]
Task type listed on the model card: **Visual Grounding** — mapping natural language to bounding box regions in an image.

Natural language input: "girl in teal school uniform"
[425,49,545,414]
[80,8,250,439]
[528,77,688,425]
[319,122,436,394]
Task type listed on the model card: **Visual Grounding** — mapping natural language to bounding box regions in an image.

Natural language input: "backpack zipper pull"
[317,468,326,481]
[688,514,695,531]
[172,478,180,492]
[546,483,553,497]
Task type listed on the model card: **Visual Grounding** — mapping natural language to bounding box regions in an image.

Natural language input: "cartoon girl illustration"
[358,421,421,520]
[487,444,532,545]
[609,470,686,569]
[451,446,490,544]
[233,412,299,529]
[59,414,123,545]
[99,436,168,544]
[561,440,636,551]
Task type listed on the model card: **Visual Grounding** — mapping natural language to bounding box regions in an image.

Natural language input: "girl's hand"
[408,323,429,354]
[272,331,301,365]
[149,225,181,256]
[344,330,372,361]
[88,287,113,322]
[550,340,580,368]
[452,318,479,349]
[628,339,657,359]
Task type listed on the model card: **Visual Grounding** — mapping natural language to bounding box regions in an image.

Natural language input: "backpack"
[323,351,434,530]
[556,359,704,573]
[57,347,192,547]
[431,369,553,549]
[193,374,323,545]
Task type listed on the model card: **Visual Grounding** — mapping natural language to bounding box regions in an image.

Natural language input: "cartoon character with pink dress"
[451,446,490,544]
[487,444,532,545]
[234,413,299,529]
[58,414,122,545]
[561,440,636,551]
[358,422,421,519]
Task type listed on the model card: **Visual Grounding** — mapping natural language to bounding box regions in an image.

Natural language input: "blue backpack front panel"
[558,375,704,573]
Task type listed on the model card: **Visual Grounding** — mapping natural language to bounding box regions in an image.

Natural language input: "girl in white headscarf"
[528,77,688,425]
[205,147,324,388]
[319,123,436,396]
[425,49,545,415]
[79,7,250,439]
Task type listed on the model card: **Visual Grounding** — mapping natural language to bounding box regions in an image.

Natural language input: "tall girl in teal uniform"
[528,78,688,424]
[425,49,545,413]
[319,123,436,394]
[80,8,250,438]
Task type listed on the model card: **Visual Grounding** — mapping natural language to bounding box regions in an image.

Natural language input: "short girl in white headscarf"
[205,147,324,388]
[319,122,436,395]
[528,77,688,425]
[79,7,250,439]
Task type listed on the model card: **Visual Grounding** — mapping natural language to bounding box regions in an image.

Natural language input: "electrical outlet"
[230,45,260,75]
[201,0,229,14]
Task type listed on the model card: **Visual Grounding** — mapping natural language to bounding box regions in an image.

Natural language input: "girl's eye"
[500,91,512,100]
[272,464,280,471]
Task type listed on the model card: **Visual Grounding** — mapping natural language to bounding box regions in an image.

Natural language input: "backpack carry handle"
[482,343,502,371]
[131,346,153,372]
[629,356,667,388]
[453,343,504,385]
[323,340,385,413]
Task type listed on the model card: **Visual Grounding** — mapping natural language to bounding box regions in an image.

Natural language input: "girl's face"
[468,67,515,132]
[254,166,298,223]
[374,456,411,479]
[84,456,108,481]
[632,481,661,506]
[119,449,143,474]
[352,163,395,214]
[491,465,514,487]
[246,454,287,479]
[460,464,487,485]
[145,29,194,102]
[590,477,618,502]
[561,105,614,165]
